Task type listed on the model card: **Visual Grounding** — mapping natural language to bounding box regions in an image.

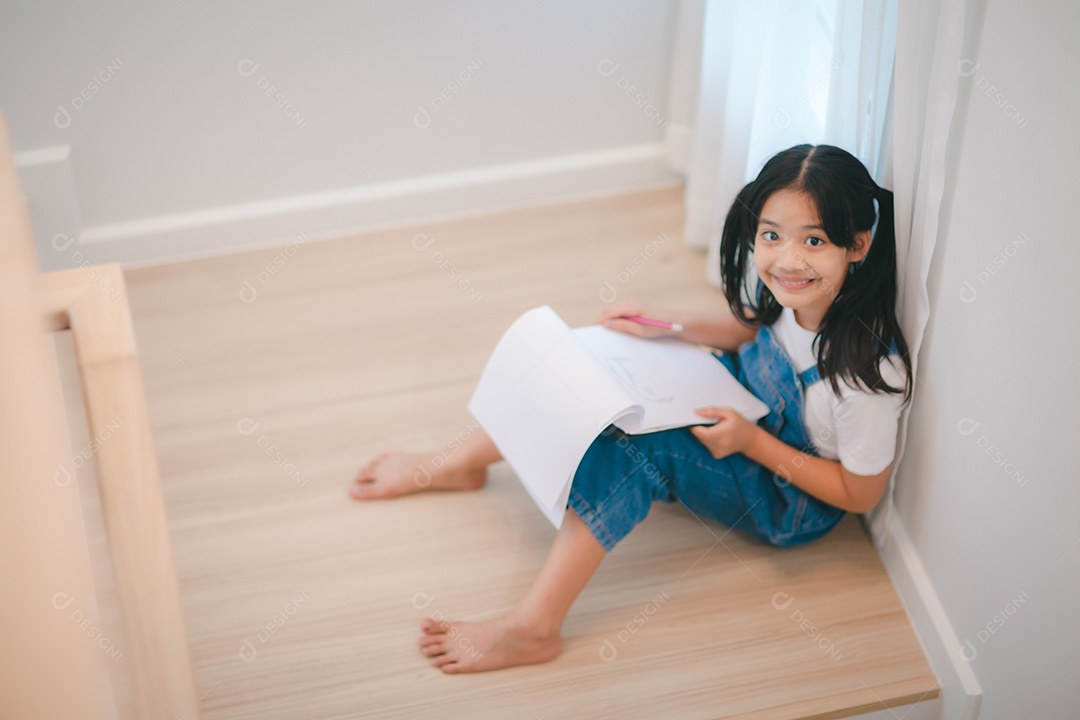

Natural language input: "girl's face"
[753,188,870,332]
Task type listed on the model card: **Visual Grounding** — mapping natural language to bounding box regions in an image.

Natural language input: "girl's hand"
[688,407,759,460]
[597,297,677,339]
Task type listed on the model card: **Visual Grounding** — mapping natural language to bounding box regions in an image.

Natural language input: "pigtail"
[720,182,771,327]
[816,185,913,404]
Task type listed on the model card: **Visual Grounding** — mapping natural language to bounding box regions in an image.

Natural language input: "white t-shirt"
[769,308,907,476]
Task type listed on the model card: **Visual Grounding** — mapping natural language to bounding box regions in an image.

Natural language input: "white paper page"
[468,306,639,518]
[517,468,573,528]
[571,325,770,433]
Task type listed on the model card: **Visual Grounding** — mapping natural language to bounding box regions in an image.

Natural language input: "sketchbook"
[467,305,769,528]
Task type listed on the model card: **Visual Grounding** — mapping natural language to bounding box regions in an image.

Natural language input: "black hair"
[720,144,912,403]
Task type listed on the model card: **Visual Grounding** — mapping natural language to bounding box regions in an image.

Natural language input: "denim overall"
[567,323,846,552]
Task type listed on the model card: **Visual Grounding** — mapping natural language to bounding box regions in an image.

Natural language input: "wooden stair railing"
[0,111,200,719]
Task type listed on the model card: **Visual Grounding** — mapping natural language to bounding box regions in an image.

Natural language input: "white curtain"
[874,0,983,547]
[677,0,896,283]
[669,0,979,548]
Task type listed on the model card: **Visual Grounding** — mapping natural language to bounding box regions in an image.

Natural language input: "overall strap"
[748,323,819,456]
[798,364,821,389]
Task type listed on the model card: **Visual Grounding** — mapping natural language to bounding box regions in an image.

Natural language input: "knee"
[584,427,673,500]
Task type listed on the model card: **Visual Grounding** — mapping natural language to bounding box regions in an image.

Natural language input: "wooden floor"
[57,186,938,719]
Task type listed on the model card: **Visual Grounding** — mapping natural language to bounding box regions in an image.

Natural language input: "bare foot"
[417,613,562,673]
[349,451,486,500]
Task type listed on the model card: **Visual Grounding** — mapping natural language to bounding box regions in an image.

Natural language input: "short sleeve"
[834,356,908,476]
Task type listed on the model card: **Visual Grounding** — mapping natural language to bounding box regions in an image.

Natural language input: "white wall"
[894,1,1080,718]
[0,1,680,267]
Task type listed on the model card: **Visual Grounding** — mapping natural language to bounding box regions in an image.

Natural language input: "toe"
[432,652,456,668]
[350,479,400,500]
[348,480,375,499]
[421,641,445,657]
[353,460,378,483]
[420,618,447,634]
[354,451,393,481]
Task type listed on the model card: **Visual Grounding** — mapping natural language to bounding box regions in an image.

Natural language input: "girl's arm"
[690,408,889,514]
[598,299,758,353]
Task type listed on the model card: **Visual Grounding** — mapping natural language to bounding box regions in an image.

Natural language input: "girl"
[350,144,913,674]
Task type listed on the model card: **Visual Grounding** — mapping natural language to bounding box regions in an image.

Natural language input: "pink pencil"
[623,315,684,333]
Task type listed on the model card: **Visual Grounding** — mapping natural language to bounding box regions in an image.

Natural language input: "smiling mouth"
[771,274,818,291]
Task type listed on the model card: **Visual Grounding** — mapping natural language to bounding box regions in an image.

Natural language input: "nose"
[774,240,809,271]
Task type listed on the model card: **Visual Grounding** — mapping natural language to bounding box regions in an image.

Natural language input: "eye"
[761,230,779,242]
[805,236,826,247]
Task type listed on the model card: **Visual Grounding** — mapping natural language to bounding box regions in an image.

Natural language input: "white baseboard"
[13,145,83,272]
[41,143,680,270]
[879,511,983,720]
[662,122,694,175]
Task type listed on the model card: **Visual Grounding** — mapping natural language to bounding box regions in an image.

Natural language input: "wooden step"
[59,185,938,719]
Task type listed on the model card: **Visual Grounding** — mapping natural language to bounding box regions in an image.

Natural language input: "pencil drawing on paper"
[605,356,675,403]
